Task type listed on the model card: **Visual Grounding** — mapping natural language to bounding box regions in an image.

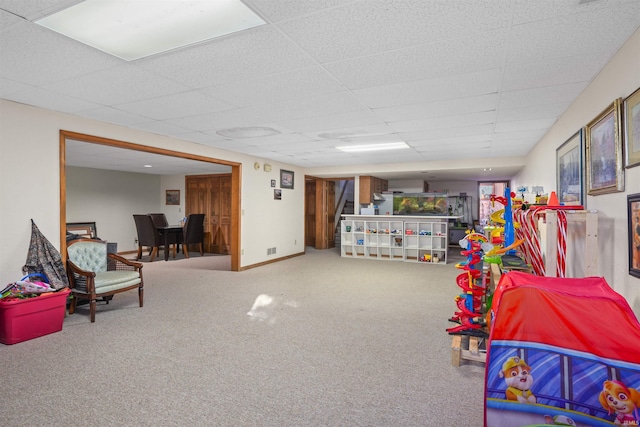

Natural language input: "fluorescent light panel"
[336,142,410,153]
[35,0,265,61]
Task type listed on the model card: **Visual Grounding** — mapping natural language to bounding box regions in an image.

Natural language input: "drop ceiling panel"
[200,67,345,108]
[0,21,121,85]
[115,91,234,120]
[325,30,507,90]
[137,26,316,89]
[1,0,638,181]
[352,69,502,108]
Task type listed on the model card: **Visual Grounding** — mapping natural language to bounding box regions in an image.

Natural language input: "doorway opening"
[59,130,241,271]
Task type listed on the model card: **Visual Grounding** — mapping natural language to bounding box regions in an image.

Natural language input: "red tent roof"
[490,271,640,364]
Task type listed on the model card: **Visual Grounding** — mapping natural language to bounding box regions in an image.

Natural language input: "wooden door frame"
[305,175,351,250]
[59,130,241,271]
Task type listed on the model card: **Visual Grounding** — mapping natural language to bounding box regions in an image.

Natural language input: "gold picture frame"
[624,87,640,168]
[585,98,624,196]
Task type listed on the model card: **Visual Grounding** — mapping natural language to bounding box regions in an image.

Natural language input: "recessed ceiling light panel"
[35,0,266,61]
[336,142,409,153]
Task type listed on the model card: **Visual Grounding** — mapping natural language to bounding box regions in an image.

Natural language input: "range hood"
[373,193,386,201]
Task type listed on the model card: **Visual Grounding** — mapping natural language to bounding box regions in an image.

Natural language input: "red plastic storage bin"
[0,288,70,345]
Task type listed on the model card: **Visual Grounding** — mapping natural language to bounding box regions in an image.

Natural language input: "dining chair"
[182,214,205,258]
[148,213,181,257]
[133,214,163,262]
[67,239,143,323]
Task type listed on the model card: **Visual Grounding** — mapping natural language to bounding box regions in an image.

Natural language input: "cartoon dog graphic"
[499,356,536,403]
[599,380,640,425]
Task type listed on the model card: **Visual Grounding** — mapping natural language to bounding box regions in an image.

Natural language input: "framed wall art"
[585,98,624,195]
[556,129,584,206]
[624,87,640,168]
[165,189,180,205]
[280,169,294,189]
[628,193,640,278]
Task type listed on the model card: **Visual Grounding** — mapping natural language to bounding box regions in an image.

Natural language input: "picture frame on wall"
[624,87,640,168]
[628,193,640,278]
[165,189,180,205]
[280,169,294,189]
[556,129,584,206]
[585,98,624,195]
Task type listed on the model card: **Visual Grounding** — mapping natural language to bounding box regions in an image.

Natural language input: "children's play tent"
[485,272,640,427]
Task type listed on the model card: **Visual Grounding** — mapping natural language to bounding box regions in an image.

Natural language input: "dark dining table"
[157,225,183,261]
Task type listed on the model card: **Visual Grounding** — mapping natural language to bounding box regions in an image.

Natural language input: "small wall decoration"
[165,189,180,205]
[585,98,624,195]
[274,189,282,200]
[628,193,640,278]
[271,179,276,188]
[280,169,294,189]
[556,129,585,206]
[624,87,640,168]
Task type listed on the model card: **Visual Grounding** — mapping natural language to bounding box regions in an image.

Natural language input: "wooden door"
[185,174,231,254]
[305,179,316,247]
[218,175,231,254]
[325,180,335,248]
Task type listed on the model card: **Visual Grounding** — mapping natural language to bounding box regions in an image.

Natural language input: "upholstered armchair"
[66,239,143,323]
[182,213,205,258]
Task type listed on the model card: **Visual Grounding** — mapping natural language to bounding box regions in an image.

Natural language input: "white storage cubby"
[402,221,448,264]
[341,216,450,264]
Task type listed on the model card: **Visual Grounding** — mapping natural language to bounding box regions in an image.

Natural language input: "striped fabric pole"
[556,209,567,278]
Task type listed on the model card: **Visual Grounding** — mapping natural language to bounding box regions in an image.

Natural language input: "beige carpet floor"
[1,247,485,426]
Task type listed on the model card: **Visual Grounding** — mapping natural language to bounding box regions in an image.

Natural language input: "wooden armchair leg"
[90,299,97,323]
[184,244,190,259]
[139,287,144,307]
[136,246,142,260]
[69,295,77,315]
[199,243,203,256]
[150,247,157,262]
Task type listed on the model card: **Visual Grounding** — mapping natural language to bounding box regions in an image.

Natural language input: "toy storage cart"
[0,288,70,344]
[485,272,640,427]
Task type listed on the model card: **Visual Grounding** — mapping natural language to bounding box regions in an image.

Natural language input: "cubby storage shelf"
[340,215,459,264]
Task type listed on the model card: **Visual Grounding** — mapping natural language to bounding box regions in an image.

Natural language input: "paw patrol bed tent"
[485,272,640,427]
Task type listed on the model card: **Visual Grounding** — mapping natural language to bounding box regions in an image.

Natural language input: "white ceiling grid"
[1,0,639,179]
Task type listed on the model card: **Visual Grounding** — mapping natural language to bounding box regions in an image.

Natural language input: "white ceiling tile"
[244,91,368,122]
[497,102,570,122]
[507,2,640,64]
[373,93,499,122]
[494,118,557,133]
[0,77,35,96]
[2,86,100,113]
[281,110,381,134]
[201,67,345,108]
[165,108,266,132]
[0,21,121,85]
[75,106,155,126]
[244,0,354,23]
[129,120,191,136]
[44,65,190,105]
[0,0,83,20]
[502,53,611,92]
[324,29,508,90]
[115,91,235,121]
[499,82,587,109]
[389,111,496,133]
[353,69,502,108]
[276,0,511,63]
[137,26,315,89]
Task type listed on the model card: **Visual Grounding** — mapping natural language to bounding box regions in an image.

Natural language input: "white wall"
[0,100,305,284]
[67,166,160,250]
[513,28,640,316]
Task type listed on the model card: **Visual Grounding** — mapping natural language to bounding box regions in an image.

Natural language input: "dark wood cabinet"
[359,176,388,204]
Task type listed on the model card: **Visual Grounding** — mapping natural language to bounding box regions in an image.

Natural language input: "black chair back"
[133,214,161,247]
[148,213,168,228]
[183,214,205,245]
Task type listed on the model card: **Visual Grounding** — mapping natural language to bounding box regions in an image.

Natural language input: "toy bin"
[0,288,70,345]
